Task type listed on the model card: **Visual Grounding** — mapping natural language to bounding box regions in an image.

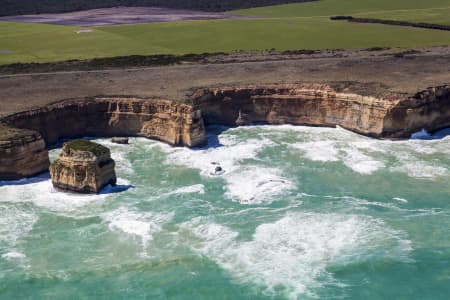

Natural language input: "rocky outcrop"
[50,140,116,193]
[190,83,450,138]
[0,124,50,180]
[111,137,129,144]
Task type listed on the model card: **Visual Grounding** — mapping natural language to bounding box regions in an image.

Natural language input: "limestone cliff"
[1,83,450,181]
[50,140,116,193]
[3,97,206,147]
[190,83,450,138]
[0,124,49,180]
[383,85,450,137]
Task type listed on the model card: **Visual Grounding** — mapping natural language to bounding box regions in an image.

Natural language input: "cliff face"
[383,85,450,137]
[0,97,205,181]
[0,127,50,180]
[3,97,206,147]
[1,83,450,181]
[50,140,116,193]
[191,84,450,138]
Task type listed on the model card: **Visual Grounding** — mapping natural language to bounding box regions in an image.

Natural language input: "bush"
[65,139,109,156]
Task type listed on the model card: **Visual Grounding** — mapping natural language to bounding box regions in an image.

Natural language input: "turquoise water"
[1,125,449,299]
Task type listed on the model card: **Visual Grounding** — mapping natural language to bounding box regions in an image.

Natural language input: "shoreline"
[1,83,449,180]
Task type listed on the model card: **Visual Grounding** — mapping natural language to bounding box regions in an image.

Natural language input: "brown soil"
[0,7,244,26]
[1,46,449,117]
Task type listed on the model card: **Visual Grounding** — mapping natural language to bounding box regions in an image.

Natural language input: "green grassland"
[1,0,450,64]
[232,0,450,18]
[234,0,450,25]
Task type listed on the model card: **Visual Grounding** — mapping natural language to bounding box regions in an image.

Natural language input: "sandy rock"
[0,126,49,180]
[50,140,116,193]
[192,83,450,138]
[2,97,206,147]
[111,137,129,144]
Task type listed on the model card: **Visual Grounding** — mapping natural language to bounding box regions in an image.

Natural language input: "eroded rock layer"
[3,97,206,147]
[191,83,450,138]
[1,83,450,181]
[0,124,50,180]
[50,140,116,193]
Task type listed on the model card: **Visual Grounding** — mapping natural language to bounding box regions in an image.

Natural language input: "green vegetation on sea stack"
[65,140,110,156]
[1,0,450,64]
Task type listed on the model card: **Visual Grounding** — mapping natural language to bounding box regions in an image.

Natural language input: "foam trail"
[341,147,384,174]
[224,167,293,204]
[0,205,37,262]
[2,251,26,260]
[102,207,173,257]
[166,184,205,196]
[290,141,339,162]
[393,197,408,203]
[182,213,411,299]
[391,162,447,179]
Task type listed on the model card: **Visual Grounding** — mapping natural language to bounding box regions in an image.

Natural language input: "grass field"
[233,0,450,18]
[1,0,450,64]
[234,0,450,25]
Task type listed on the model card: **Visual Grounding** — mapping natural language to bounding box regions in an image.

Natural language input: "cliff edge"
[1,83,449,181]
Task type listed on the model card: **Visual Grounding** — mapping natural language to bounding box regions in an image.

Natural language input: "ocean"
[1,125,449,299]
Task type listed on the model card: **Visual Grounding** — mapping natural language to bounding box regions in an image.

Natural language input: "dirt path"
[1,47,449,117]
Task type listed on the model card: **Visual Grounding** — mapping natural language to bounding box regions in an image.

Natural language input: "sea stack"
[0,124,50,180]
[50,139,116,193]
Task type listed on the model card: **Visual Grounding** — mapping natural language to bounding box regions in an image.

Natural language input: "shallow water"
[1,125,449,299]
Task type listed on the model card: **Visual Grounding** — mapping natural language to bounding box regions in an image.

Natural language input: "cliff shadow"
[0,172,50,187]
[411,128,450,140]
[193,125,229,150]
[100,183,134,195]
[195,122,270,150]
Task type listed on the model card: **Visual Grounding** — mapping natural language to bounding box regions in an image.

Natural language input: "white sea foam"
[0,172,131,214]
[0,178,109,212]
[161,130,293,204]
[224,167,293,204]
[290,140,384,174]
[290,141,340,162]
[163,135,273,176]
[167,184,205,195]
[1,251,26,260]
[102,207,173,256]
[286,125,450,178]
[181,213,411,299]
[0,205,37,257]
[341,146,384,174]
[393,197,409,203]
[391,162,448,179]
